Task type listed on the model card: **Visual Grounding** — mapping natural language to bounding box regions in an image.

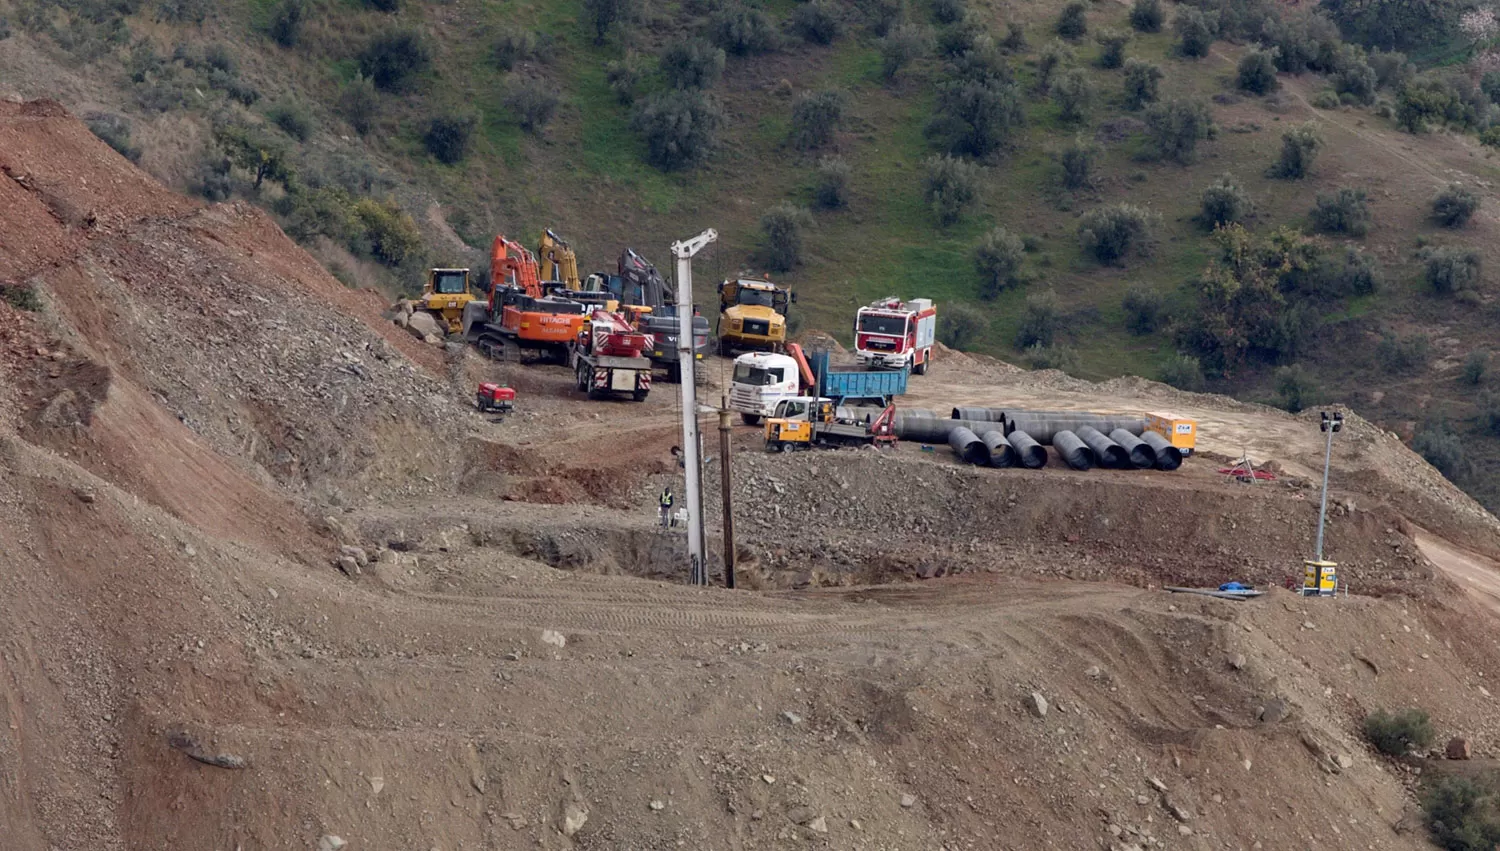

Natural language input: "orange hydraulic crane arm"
[490,234,543,302]
[786,342,817,391]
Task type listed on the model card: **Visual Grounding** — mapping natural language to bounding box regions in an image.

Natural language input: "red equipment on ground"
[475,383,516,413]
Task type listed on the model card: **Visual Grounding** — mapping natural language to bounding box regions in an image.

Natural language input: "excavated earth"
[9,99,1500,851]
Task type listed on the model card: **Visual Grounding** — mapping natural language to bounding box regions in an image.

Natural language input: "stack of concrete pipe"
[891,406,1181,472]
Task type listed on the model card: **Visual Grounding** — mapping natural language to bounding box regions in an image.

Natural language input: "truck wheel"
[741,413,761,426]
[475,393,486,412]
[633,389,649,402]
[779,441,795,453]
[575,364,588,392]
[667,363,681,384]
[765,441,779,453]
[914,357,928,376]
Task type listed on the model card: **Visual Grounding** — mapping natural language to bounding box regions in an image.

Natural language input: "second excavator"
[616,248,711,383]
[462,235,588,362]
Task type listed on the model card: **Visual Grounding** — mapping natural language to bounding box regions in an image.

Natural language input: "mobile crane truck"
[571,309,654,401]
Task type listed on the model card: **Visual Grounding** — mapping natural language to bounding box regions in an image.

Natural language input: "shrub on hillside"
[86,114,142,163]
[606,53,649,104]
[1056,1,1088,40]
[711,4,777,55]
[424,113,477,164]
[880,22,931,80]
[1078,203,1156,265]
[216,125,293,191]
[1143,98,1215,164]
[789,89,845,149]
[1052,68,1094,124]
[1130,0,1164,33]
[1274,364,1318,412]
[1369,49,1414,91]
[583,0,636,46]
[1464,350,1489,386]
[1423,246,1482,296]
[973,226,1026,298]
[1396,77,1466,134]
[951,37,1012,86]
[1122,286,1165,334]
[266,100,313,142]
[492,28,539,71]
[926,78,1025,157]
[1413,422,1469,481]
[760,202,812,272]
[936,13,986,58]
[269,0,304,48]
[191,152,234,201]
[1159,353,1205,391]
[1433,183,1480,228]
[363,0,399,11]
[1003,21,1027,51]
[792,2,843,45]
[1095,29,1129,69]
[1014,291,1063,349]
[351,198,422,266]
[156,0,209,23]
[1423,774,1500,851]
[1123,58,1163,110]
[932,0,967,26]
[1267,123,1321,178]
[922,154,981,225]
[1200,174,1253,227]
[1260,10,1340,74]
[1174,7,1217,59]
[1309,187,1371,237]
[2,283,42,312]
[1059,136,1100,190]
[1375,331,1429,373]
[359,29,431,91]
[1035,40,1074,95]
[1333,56,1378,105]
[938,303,987,349]
[1328,246,1381,296]
[1364,709,1435,756]
[339,73,378,135]
[632,90,725,170]
[1237,47,1279,94]
[812,156,851,209]
[505,78,561,134]
[660,38,725,90]
[1024,343,1080,373]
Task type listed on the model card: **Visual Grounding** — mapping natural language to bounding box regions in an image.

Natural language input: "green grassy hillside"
[5,0,1500,509]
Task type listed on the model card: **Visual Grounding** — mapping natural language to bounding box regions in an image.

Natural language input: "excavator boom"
[490,234,543,302]
[538,229,582,291]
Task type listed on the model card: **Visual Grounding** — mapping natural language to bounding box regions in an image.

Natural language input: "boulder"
[406,310,442,340]
[1447,737,1472,760]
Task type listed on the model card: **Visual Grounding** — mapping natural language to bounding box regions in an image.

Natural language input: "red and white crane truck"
[854,297,937,374]
[571,309,653,401]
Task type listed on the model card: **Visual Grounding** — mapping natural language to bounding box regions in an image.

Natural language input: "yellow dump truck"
[717,277,794,355]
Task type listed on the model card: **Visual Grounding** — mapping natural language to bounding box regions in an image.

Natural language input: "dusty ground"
[9,99,1500,851]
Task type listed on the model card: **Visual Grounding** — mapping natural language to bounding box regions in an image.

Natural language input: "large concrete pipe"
[1052,430,1097,471]
[1007,429,1048,469]
[896,416,994,443]
[1004,415,1146,445]
[1139,430,1183,471]
[952,406,1003,422]
[1110,428,1157,469]
[948,427,989,465]
[980,430,1017,468]
[903,408,938,419]
[1076,426,1130,469]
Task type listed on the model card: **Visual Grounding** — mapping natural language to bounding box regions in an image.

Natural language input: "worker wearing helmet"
[659,486,675,529]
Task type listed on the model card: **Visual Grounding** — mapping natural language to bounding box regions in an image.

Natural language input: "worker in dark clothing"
[659,486,675,529]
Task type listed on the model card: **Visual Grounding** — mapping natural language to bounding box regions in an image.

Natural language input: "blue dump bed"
[807,350,909,402]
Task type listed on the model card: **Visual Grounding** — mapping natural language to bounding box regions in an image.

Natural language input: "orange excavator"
[462,235,589,361]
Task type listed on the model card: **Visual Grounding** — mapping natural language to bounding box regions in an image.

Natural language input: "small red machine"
[475,383,516,413]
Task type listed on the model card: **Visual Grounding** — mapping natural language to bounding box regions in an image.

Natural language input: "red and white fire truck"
[853,297,936,374]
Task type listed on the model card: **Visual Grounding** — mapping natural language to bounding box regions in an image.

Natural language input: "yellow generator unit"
[1144,412,1197,456]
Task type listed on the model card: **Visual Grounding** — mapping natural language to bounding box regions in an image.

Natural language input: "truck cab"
[854,297,936,373]
[728,351,801,425]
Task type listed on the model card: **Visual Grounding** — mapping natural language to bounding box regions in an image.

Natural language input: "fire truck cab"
[854,297,937,373]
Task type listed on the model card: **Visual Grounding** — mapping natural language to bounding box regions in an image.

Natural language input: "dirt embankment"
[7,98,1500,851]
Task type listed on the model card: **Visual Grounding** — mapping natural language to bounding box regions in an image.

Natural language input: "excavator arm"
[538,229,582,290]
[620,248,670,309]
[490,234,543,304]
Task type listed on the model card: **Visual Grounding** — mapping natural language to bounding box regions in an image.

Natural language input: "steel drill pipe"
[1052,430,1098,470]
[980,430,1017,468]
[1139,431,1183,471]
[948,427,990,465]
[952,406,1003,422]
[1003,416,1146,445]
[1076,426,1130,469]
[1007,429,1049,469]
[1109,428,1157,469]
